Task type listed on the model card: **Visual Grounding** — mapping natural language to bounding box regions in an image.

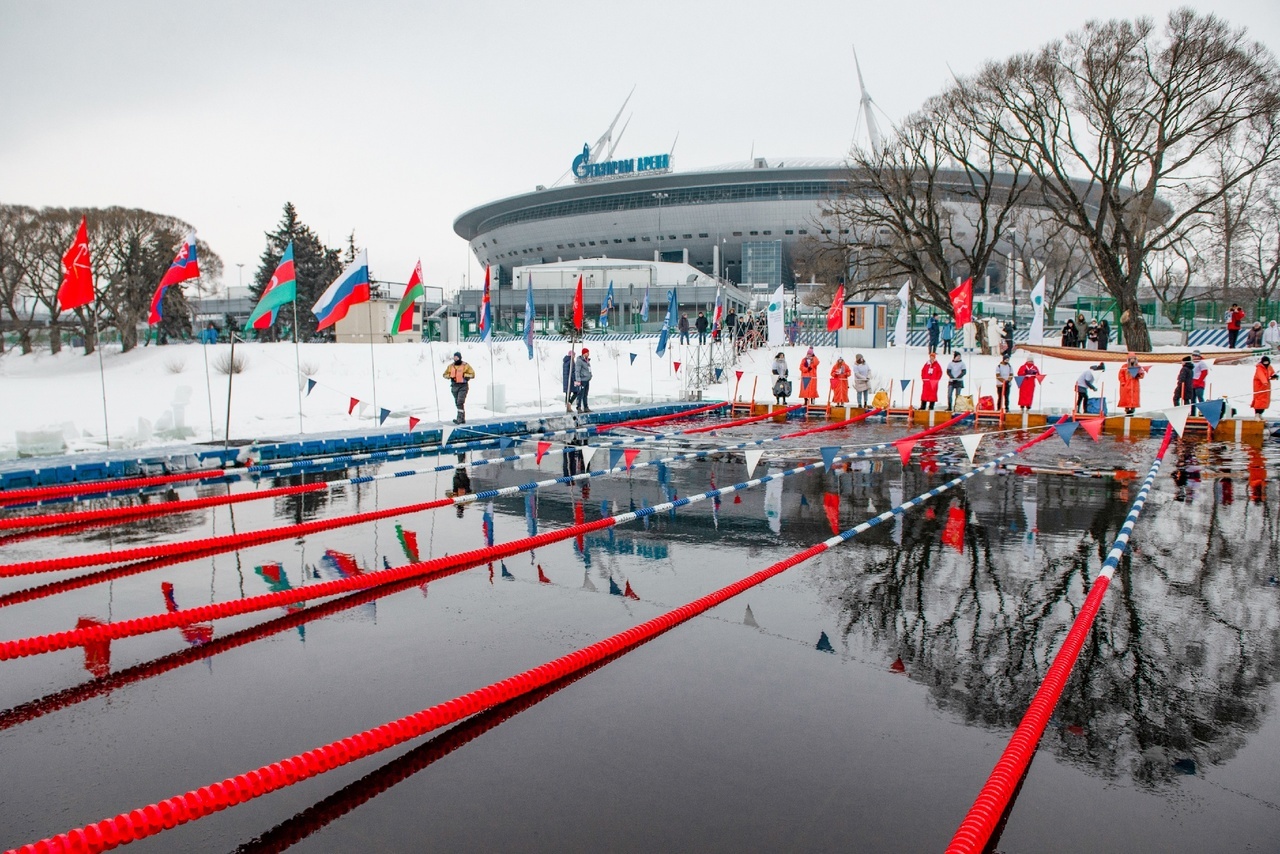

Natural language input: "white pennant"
[441,425,454,447]
[744,448,764,478]
[581,445,598,469]
[357,401,370,417]
[1163,404,1193,437]
[960,433,984,464]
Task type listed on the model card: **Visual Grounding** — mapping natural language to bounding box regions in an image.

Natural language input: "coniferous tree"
[250,203,343,341]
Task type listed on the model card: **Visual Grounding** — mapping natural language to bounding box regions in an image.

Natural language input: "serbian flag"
[949,278,973,327]
[58,215,94,311]
[826,284,845,331]
[313,248,370,330]
[247,241,297,330]
[572,274,584,331]
[148,232,199,324]
[479,265,493,342]
[390,260,424,335]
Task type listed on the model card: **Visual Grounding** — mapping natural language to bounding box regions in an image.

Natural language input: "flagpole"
[224,333,237,450]
[201,334,216,441]
[92,302,110,449]
[368,309,379,425]
[292,291,303,434]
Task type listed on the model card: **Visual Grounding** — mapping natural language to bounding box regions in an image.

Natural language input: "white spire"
[591,85,635,164]
[853,46,883,156]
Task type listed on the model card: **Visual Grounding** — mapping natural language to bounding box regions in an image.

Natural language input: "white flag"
[744,448,764,478]
[894,280,910,348]
[767,285,785,347]
[960,432,984,463]
[1028,277,1046,344]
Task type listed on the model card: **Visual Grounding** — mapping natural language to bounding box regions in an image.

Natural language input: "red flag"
[894,438,918,466]
[537,564,551,584]
[149,232,199,324]
[826,284,845,332]
[348,397,360,415]
[623,448,641,469]
[535,440,551,463]
[823,493,841,534]
[58,216,94,311]
[408,416,421,431]
[673,361,681,373]
[572,275,584,331]
[1080,416,1105,441]
[624,580,640,600]
[948,278,973,327]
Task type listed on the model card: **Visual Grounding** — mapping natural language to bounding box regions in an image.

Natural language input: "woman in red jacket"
[1253,356,1277,417]
[1015,355,1040,411]
[920,352,942,410]
[830,356,851,405]
[799,347,820,404]
[1118,353,1147,415]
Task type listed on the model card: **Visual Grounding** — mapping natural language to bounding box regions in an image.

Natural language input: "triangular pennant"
[499,436,514,450]
[822,492,840,535]
[743,604,759,628]
[744,449,764,477]
[408,416,420,431]
[1013,375,1024,389]
[819,446,840,470]
[733,495,742,504]
[673,361,681,373]
[537,564,551,584]
[609,448,624,470]
[608,577,623,596]
[622,448,641,470]
[1163,405,1193,437]
[894,439,917,466]
[816,632,835,653]
[378,407,391,426]
[348,397,360,415]
[890,658,906,673]
[1199,399,1226,430]
[581,446,598,468]
[735,370,744,382]
[535,440,551,464]
[1035,374,1047,384]
[1080,416,1105,441]
[624,580,640,600]
[500,562,514,579]
[900,379,911,391]
[1054,420,1079,446]
[306,378,317,397]
[441,426,454,446]
[960,433,984,463]
[799,494,809,507]
[582,570,597,592]
[714,367,723,381]
[358,401,370,417]
[629,352,637,365]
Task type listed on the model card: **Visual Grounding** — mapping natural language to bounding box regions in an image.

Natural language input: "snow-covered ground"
[0,336,1271,458]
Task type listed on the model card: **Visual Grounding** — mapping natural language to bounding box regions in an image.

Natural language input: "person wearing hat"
[945,352,967,411]
[562,347,576,413]
[1118,353,1147,415]
[830,356,852,406]
[572,348,593,413]
[994,354,1013,410]
[442,351,476,424]
[1174,355,1195,407]
[1226,303,1245,348]
[920,352,942,410]
[1016,354,1040,411]
[1191,350,1209,411]
[799,347,820,405]
[1253,356,1277,417]
[771,352,790,404]
[1075,363,1104,413]
[1264,320,1280,352]
[1245,321,1265,348]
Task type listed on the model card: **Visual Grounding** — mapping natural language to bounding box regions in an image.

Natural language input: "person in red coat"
[799,347,820,403]
[1015,355,1040,411]
[1253,356,1277,417]
[1226,303,1246,348]
[920,352,942,410]
[1118,353,1147,415]
[830,356,851,405]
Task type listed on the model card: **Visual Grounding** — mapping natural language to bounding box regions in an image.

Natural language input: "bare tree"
[1006,209,1098,325]
[1235,167,1280,306]
[1142,233,1206,323]
[972,9,1280,350]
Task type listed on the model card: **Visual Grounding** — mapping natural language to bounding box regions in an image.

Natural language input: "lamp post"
[652,192,669,253]
[1005,230,1018,331]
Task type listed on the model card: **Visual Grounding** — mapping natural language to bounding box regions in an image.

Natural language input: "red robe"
[1253,363,1276,411]
[1118,364,1145,410]
[1016,363,1040,408]
[830,361,851,404]
[799,356,820,400]
[921,360,943,404]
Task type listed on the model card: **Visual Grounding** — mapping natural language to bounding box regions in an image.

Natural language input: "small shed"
[836,300,888,348]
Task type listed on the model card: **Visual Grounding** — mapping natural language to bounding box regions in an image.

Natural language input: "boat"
[1014,343,1267,364]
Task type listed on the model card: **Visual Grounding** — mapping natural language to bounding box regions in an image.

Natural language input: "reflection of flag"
[827,284,845,332]
[599,281,614,327]
[149,231,199,324]
[572,275,584,330]
[248,241,296,330]
[823,492,840,535]
[58,215,94,311]
[949,278,973,326]
[390,260,424,335]
[161,582,213,645]
[313,249,370,330]
[523,272,535,359]
[941,505,966,552]
[482,501,495,546]
[479,265,493,342]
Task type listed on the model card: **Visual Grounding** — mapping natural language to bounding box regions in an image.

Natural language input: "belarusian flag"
[391,260,424,334]
[246,241,297,330]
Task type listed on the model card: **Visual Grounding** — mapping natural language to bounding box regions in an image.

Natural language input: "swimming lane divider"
[0,407,902,579]
[0,409,952,657]
[944,425,1174,854]
[3,418,1053,853]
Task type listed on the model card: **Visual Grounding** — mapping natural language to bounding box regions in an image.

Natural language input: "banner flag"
[479,265,493,343]
[1028,277,1046,344]
[523,272,535,359]
[949,277,973,326]
[248,241,297,330]
[313,249,370,330]
[1163,405,1193,437]
[572,274,584,331]
[608,448,623,470]
[640,285,650,321]
[391,260,424,335]
[827,284,846,332]
[960,433,983,463]
[893,280,909,347]
[767,284,785,347]
[599,281,614,328]
[655,288,676,357]
[149,231,199,325]
[58,215,94,311]
[819,446,840,470]
[1055,420,1079,445]
[1199,399,1226,430]
[1080,416,1105,441]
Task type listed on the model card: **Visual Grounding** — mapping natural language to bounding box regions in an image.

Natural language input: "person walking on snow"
[830,356,851,406]
[1016,355,1040,412]
[946,352,967,411]
[443,351,475,424]
[1253,356,1277,417]
[572,348,593,413]
[920,352,942,410]
[799,347,820,404]
[1118,354,1146,415]
[1075,363,1104,413]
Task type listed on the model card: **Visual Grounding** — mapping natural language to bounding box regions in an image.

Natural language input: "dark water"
[1,423,1279,852]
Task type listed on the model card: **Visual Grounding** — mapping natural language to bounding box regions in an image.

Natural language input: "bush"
[164,357,186,374]
[213,352,246,375]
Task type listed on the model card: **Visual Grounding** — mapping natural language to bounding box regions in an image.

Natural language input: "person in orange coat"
[1252,355,1277,417]
[1015,355,1040,411]
[799,347,820,404]
[920,352,942,409]
[830,356,851,405]
[1118,353,1147,415]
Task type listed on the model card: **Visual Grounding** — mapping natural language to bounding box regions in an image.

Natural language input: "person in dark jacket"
[927,313,940,352]
[1173,356,1195,407]
[1061,320,1078,348]
[695,311,709,344]
[561,348,576,413]
[678,314,690,344]
[572,348,593,412]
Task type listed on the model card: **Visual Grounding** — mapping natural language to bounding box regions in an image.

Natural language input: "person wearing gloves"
[1075,363,1104,413]
[799,347,820,404]
[771,352,790,404]
[442,351,476,424]
[946,352,967,411]
[1118,354,1147,415]
[572,348,593,413]
[830,356,851,406]
[1253,356,1277,417]
[1016,355,1040,411]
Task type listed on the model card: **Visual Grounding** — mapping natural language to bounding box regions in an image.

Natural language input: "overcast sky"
[2,0,1277,295]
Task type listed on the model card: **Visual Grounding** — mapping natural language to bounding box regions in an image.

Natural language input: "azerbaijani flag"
[246,241,297,330]
[479,265,492,342]
[390,260,424,335]
[148,231,199,325]
[313,248,370,330]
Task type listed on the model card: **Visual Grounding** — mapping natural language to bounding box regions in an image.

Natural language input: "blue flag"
[640,285,650,321]
[600,281,614,328]
[629,352,637,365]
[378,407,390,425]
[900,379,911,391]
[1199,398,1225,430]
[655,288,677,357]
[305,378,316,396]
[523,273,535,360]
[820,446,840,470]
[1055,420,1079,446]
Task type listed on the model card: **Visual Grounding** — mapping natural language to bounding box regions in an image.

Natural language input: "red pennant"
[733,495,742,504]
[537,564,551,584]
[1035,374,1047,385]
[735,370,744,381]
[890,658,906,674]
[1079,416,1105,441]
[623,448,641,469]
[941,505,966,553]
[673,361,681,373]
[924,506,936,520]
[348,397,360,415]
[624,580,640,600]
[823,492,840,535]
[408,416,421,431]
[894,439,918,466]
[535,440,552,464]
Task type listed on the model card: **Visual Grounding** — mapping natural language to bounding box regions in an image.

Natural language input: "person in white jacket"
[1264,320,1280,353]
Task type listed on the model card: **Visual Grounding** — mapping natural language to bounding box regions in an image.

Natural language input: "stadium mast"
[852,46,883,156]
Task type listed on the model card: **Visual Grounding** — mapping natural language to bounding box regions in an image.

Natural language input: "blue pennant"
[608,577,623,596]
[900,379,911,391]
[629,352,637,365]
[500,562,514,579]
[1199,398,1225,430]
[714,367,723,381]
[499,436,514,449]
[305,378,317,396]
[609,448,623,469]
[819,446,840,469]
[1013,375,1024,388]
[816,631,835,653]
[799,494,809,507]
[1055,420,1079,446]
[378,407,390,426]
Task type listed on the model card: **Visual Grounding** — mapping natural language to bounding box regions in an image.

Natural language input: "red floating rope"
[600,401,728,431]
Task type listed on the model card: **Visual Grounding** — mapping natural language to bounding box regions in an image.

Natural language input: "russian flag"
[148,232,199,325]
[313,248,370,330]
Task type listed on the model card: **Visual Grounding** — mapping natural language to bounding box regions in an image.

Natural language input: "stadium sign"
[572,144,671,182]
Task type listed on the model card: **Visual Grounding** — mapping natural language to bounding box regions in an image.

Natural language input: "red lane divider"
[8,536,833,854]
[0,482,328,532]
[0,469,218,506]
[680,403,805,434]
[600,401,728,431]
[780,407,884,439]
[0,517,618,661]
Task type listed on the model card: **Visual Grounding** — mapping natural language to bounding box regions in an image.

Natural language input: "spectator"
[1226,303,1246,347]
[927,312,940,352]
[1097,316,1111,351]
[994,355,1013,410]
[1244,321,1264,348]
[852,354,872,408]
[1061,319,1079,348]
[1265,320,1280,352]
[572,348,593,413]
[724,308,737,343]
[946,353,967,411]
[1174,356,1195,407]
[695,311,709,344]
[1191,350,1209,411]
[940,320,954,355]
[678,313,690,344]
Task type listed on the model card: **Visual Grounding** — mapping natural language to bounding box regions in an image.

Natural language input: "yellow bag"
[953,394,974,412]
[870,389,890,409]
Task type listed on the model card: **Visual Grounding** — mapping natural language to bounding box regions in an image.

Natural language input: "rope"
[601,401,727,430]
[944,425,1174,854]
